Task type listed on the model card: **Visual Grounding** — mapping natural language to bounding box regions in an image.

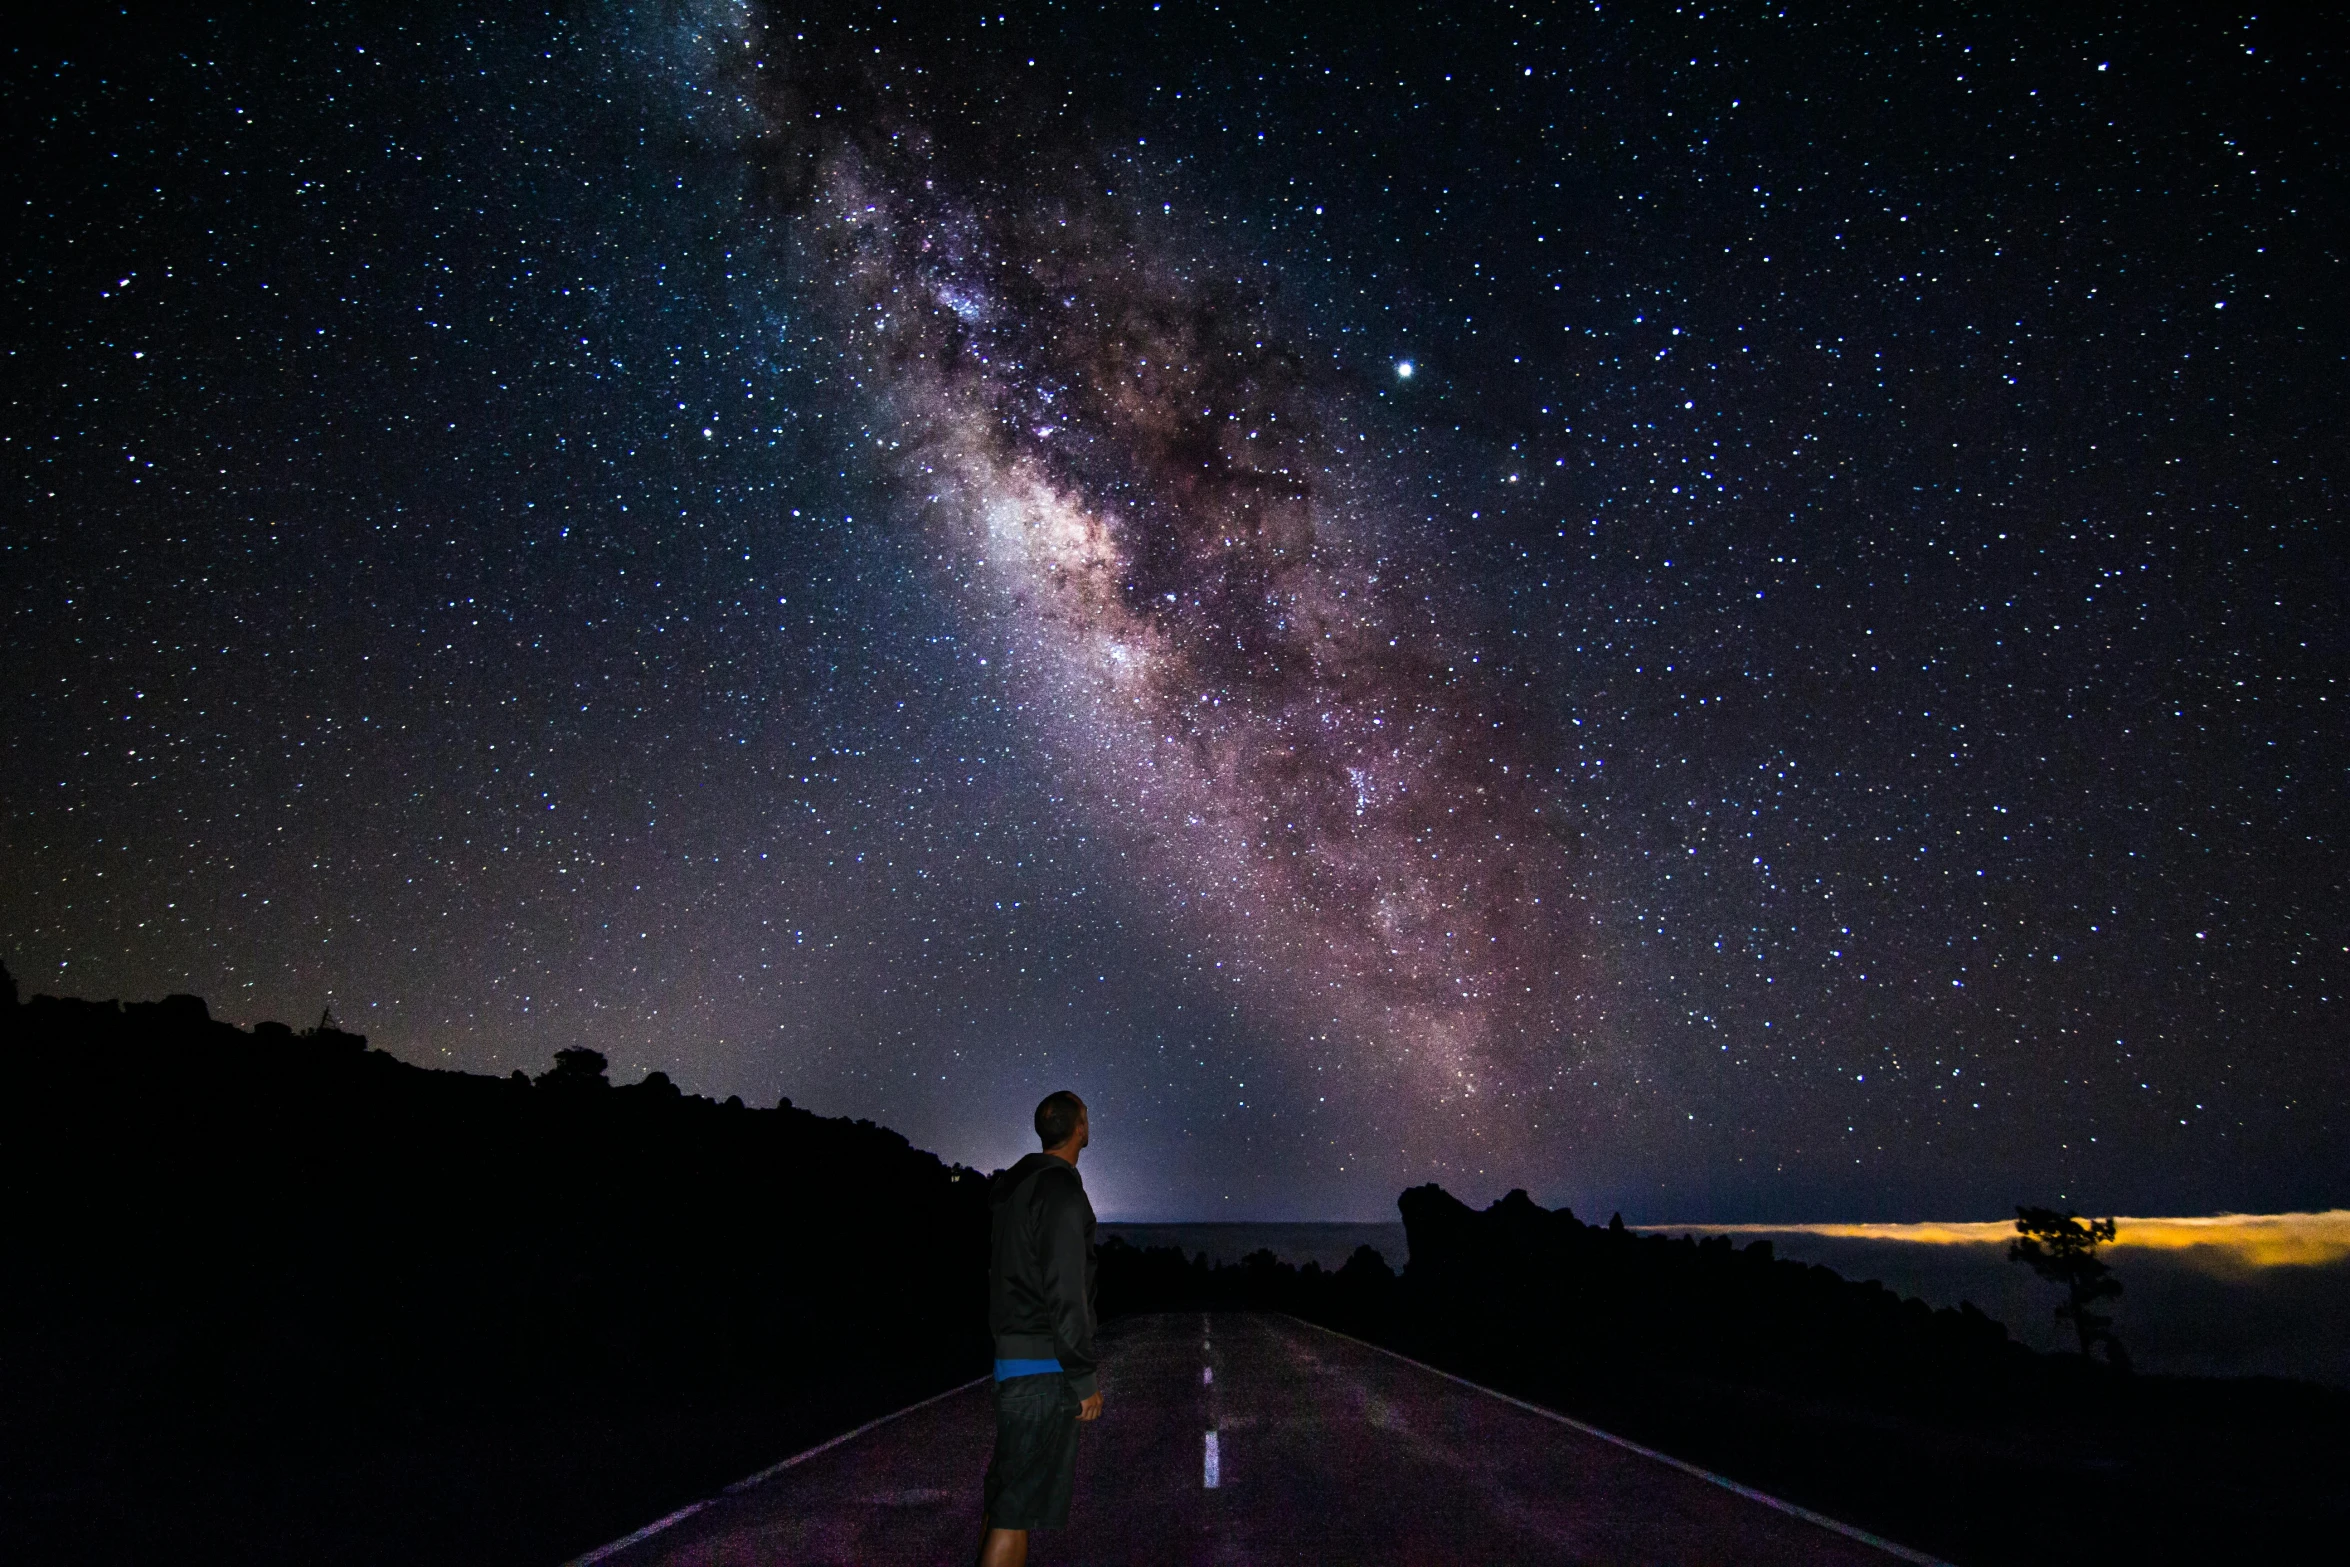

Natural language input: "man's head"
[1034,1090,1088,1156]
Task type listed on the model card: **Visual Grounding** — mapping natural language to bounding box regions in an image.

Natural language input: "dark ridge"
[0,970,989,1566]
[1098,1184,2350,1566]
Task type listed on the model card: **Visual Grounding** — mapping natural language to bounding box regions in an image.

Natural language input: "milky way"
[703,14,1598,1121]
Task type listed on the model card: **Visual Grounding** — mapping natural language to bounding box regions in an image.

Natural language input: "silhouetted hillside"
[1099,1186,2350,1566]
[0,972,989,1566]
[1389,1182,2031,1406]
[10,969,2344,1567]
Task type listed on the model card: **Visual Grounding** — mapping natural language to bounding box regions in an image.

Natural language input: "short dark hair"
[1034,1090,1086,1148]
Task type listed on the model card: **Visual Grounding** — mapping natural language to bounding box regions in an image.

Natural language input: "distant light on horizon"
[1645,1211,2350,1270]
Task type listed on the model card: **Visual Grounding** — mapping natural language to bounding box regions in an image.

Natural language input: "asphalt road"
[573,1312,1941,1566]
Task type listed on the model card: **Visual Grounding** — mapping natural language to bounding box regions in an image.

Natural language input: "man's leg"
[976,1524,1028,1567]
[980,1372,1073,1562]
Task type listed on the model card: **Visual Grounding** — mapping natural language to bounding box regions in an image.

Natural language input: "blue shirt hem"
[993,1357,1063,1381]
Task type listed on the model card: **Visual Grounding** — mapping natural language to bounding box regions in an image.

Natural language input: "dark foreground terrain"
[1094,1196,2350,1566]
[5,971,2346,1565]
[0,974,989,1565]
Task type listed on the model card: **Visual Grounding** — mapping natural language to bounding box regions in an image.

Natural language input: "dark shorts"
[982,1372,1081,1531]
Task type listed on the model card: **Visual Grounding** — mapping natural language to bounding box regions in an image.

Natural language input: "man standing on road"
[977,1090,1101,1567]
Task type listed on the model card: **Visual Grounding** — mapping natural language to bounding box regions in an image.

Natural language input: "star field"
[4,1,2343,1220]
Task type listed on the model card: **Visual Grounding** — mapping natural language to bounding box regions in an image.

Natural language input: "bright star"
[1395,360,1414,380]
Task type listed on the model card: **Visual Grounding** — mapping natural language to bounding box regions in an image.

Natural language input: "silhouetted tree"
[2011,1206,2127,1367]
[539,1046,611,1090]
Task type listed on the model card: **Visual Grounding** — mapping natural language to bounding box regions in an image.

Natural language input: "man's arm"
[1038,1172,1099,1402]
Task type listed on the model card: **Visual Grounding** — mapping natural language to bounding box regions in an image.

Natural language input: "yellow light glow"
[1650,1211,2350,1269]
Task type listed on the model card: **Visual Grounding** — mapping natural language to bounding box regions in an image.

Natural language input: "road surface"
[573,1312,1942,1566]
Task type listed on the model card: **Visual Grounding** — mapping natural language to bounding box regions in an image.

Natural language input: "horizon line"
[1100,1212,2350,1269]
[1644,1210,2350,1268]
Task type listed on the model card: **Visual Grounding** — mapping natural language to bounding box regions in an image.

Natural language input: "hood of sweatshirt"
[991,1150,1073,1207]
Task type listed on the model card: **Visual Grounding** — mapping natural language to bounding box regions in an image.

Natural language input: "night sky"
[6,2,2344,1221]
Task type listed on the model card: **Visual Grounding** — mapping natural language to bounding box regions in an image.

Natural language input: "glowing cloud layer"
[1653,1213,2350,1271]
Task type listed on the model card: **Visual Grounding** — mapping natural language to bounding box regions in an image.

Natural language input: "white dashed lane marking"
[1203,1314,1220,1489]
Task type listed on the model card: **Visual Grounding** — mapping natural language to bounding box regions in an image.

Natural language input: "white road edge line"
[559,1374,991,1566]
[1203,1429,1221,1489]
[1286,1315,1955,1567]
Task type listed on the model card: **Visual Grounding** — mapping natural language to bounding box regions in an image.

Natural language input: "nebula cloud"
[699,5,1599,1116]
